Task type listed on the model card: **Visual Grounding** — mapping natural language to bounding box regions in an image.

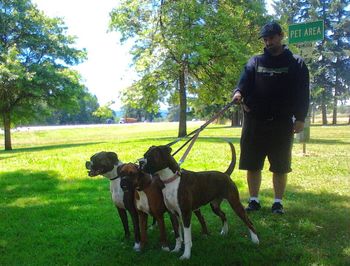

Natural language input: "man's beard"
[266,45,282,55]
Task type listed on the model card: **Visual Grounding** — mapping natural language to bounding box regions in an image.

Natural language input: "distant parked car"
[119,117,138,124]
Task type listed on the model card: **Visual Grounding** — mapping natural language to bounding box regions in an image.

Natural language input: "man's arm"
[232,56,256,103]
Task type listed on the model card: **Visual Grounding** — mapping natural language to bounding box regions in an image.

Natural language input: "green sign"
[288,20,324,44]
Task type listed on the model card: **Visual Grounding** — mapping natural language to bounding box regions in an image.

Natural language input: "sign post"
[288,20,324,154]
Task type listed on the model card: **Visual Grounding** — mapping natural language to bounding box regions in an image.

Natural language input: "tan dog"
[142,143,259,259]
[118,163,210,252]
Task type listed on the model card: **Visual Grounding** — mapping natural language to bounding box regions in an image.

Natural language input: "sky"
[33,0,137,110]
[33,0,275,110]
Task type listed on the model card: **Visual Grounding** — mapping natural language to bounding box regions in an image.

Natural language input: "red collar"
[162,171,180,184]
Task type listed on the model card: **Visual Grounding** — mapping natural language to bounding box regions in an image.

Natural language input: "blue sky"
[33,0,274,110]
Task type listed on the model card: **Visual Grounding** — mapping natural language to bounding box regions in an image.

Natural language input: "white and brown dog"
[118,163,210,252]
[85,151,141,251]
[141,143,259,259]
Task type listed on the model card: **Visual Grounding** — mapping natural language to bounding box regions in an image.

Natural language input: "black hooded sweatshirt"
[235,46,310,122]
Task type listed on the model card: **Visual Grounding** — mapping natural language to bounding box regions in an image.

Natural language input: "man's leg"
[272,173,287,214]
[273,173,287,200]
[246,170,262,211]
[247,170,262,197]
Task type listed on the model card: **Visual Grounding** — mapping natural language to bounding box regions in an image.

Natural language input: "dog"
[141,143,259,259]
[85,151,141,251]
[118,163,210,252]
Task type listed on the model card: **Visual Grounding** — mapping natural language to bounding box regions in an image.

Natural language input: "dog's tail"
[224,141,236,176]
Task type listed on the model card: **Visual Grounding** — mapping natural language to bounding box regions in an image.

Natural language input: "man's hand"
[293,121,305,133]
[232,91,251,112]
[232,91,242,104]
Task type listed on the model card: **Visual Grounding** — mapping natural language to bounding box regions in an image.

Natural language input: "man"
[232,22,309,214]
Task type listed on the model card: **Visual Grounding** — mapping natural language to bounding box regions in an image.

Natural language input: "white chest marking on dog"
[156,168,181,216]
[135,191,150,214]
[110,179,124,208]
[104,163,125,209]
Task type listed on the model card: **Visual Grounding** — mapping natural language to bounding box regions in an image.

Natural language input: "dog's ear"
[144,146,156,157]
[159,145,179,173]
[107,152,118,163]
[160,145,172,154]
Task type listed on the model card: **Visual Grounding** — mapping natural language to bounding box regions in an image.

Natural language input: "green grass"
[0,122,349,265]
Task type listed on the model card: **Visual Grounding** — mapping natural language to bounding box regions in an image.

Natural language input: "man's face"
[263,33,283,54]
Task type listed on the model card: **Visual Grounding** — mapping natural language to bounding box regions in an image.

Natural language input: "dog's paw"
[220,222,228,235]
[179,254,190,260]
[171,237,182,253]
[161,246,170,252]
[133,242,141,252]
[171,247,181,253]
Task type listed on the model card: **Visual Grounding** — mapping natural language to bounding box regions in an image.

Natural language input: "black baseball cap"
[258,22,283,39]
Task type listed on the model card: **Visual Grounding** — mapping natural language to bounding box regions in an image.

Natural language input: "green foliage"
[45,90,100,125]
[274,0,350,119]
[0,123,349,265]
[109,1,268,119]
[92,101,115,122]
[0,0,87,149]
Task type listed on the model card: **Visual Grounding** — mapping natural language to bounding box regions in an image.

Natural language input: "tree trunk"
[312,104,316,124]
[178,63,187,137]
[332,70,339,125]
[332,95,337,125]
[3,111,12,150]
[321,92,328,125]
[231,108,242,127]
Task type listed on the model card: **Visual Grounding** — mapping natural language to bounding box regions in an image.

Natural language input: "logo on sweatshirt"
[257,66,289,76]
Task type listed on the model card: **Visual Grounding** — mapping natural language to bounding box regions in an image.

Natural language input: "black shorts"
[239,114,294,173]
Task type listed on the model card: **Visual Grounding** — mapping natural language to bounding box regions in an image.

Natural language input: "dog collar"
[162,171,180,184]
[109,176,119,181]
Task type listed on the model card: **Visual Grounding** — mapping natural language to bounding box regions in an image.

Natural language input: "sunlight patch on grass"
[0,239,7,248]
[7,196,49,207]
[343,247,350,256]
[297,219,320,233]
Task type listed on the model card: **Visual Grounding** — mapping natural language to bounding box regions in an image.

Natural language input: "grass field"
[0,122,349,265]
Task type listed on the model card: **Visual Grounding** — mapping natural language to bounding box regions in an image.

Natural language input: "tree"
[110,1,266,136]
[45,90,100,125]
[274,0,350,125]
[92,101,115,123]
[0,0,86,150]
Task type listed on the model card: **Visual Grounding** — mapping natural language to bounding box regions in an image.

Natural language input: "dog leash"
[177,131,200,166]
[167,100,235,148]
[170,100,235,158]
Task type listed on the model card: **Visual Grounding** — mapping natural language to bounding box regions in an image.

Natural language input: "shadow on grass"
[1,169,349,265]
[308,138,350,145]
[0,142,105,155]
[311,124,350,127]
[115,136,241,146]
